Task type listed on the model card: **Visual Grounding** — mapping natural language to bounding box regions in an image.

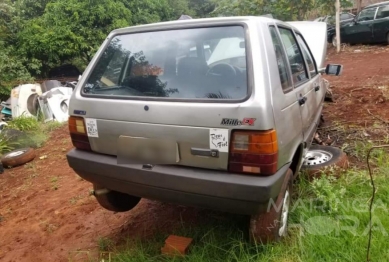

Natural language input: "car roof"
[109,16,290,36]
[365,1,389,9]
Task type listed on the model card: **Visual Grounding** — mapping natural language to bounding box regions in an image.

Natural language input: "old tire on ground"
[93,184,141,212]
[249,169,293,243]
[1,148,36,168]
[331,35,337,47]
[301,145,348,178]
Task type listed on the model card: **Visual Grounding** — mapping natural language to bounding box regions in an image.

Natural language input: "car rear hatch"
[69,22,274,171]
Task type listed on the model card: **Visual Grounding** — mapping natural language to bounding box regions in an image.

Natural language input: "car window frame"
[357,7,378,22]
[295,32,318,79]
[80,23,254,103]
[375,4,389,20]
[276,25,310,89]
[268,25,294,94]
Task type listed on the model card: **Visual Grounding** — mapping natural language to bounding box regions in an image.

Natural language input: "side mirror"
[319,64,343,76]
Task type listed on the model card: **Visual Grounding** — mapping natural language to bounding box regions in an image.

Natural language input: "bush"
[0,134,18,155]
[7,114,40,131]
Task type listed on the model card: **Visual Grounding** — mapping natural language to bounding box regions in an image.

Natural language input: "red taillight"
[68,116,91,151]
[228,130,278,176]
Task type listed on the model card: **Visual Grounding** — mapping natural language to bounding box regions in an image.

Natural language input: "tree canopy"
[0,0,351,94]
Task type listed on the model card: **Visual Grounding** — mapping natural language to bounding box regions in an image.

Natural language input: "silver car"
[67,16,341,242]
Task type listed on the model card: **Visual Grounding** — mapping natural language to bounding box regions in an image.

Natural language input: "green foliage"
[124,0,178,24]
[167,0,195,18]
[14,0,52,19]
[311,175,347,213]
[1,0,351,84]
[0,134,17,155]
[213,0,354,20]
[17,0,132,70]
[98,237,115,252]
[189,0,215,18]
[7,115,40,131]
[107,167,389,262]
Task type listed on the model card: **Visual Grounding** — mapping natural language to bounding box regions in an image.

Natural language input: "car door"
[268,25,303,167]
[372,4,389,42]
[277,27,315,143]
[296,33,323,145]
[343,7,377,44]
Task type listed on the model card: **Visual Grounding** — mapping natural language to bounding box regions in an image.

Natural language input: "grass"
[50,176,60,190]
[106,147,389,262]
[2,115,66,151]
[98,237,115,252]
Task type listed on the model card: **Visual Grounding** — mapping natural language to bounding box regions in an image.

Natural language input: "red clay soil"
[324,45,389,125]
[1,45,389,262]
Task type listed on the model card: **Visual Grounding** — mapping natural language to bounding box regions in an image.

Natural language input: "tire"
[93,184,141,212]
[386,32,389,45]
[301,145,348,177]
[1,148,36,168]
[249,169,293,243]
[331,35,337,47]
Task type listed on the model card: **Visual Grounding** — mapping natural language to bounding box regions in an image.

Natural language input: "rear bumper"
[67,149,290,215]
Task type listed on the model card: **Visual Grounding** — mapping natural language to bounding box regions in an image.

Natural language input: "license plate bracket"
[117,136,179,164]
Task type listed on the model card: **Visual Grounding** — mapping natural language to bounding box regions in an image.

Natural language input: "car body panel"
[287,21,327,69]
[67,16,328,213]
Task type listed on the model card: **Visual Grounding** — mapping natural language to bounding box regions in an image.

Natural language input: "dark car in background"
[315,13,355,29]
[327,1,389,46]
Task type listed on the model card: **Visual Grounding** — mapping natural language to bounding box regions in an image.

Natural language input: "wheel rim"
[332,36,337,47]
[304,149,333,166]
[278,189,290,237]
[5,150,26,158]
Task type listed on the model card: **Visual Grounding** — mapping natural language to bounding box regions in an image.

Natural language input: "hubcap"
[279,189,290,237]
[304,149,333,166]
[5,150,26,158]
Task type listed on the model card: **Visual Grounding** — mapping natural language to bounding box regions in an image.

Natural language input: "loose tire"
[93,184,141,212]
[332,35,337,47]
[249,169,293,243]
[302,145,348,177]
[1,148,36,168]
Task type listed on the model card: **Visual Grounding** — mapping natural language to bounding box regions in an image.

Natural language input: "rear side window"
[340,13,353,20]
[296,34,317,78]
[358,8,377,21]
[376,5,389,19]
[278,27,308,86]
[83,26,248,100]
[269,26,292,93]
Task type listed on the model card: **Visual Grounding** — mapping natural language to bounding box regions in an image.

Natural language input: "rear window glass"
[83,26,248,100]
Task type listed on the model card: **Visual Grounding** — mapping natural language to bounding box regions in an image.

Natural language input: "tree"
[188,0,215,18]
[14,0,52,19]
[17,0,132,76]
[167,0,195,18]
[121,0,173,25]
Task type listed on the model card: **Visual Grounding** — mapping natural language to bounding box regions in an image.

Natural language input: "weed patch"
[108,166,389,262]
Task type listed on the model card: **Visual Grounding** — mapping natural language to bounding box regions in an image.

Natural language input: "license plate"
[117,136,179,164]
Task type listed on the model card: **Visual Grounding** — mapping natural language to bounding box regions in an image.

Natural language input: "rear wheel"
[93,184,141,212]
[386,32,389,45]
[249,169,293,243]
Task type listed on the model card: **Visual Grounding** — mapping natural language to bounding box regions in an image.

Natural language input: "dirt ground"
[1,45,389,262]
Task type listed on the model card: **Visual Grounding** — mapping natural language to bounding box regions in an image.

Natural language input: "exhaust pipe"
[93,188,111,196]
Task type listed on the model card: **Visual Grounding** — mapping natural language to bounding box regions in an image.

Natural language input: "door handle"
[314,85,320,92]
[298,96,307,106]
